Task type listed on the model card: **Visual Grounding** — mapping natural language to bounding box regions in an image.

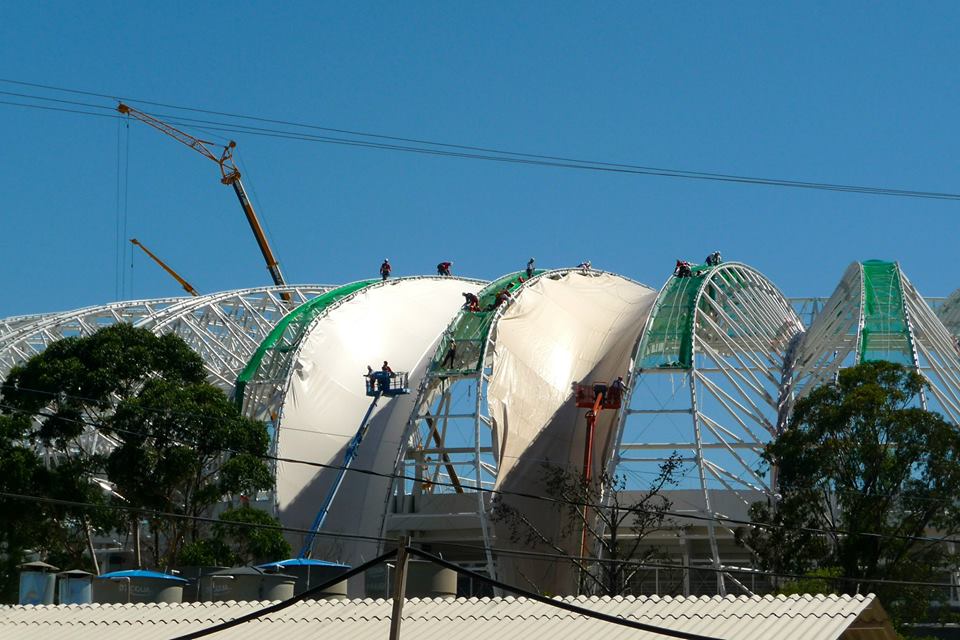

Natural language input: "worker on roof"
[705,251,722,267]
[462,292,480,312]
[674,259,692,278]
[437,261,453,276]
[441,338,457,368]
[380,259,392,281]
[382,361,393,374]
[526,258,536,279]
[578,260,592,272]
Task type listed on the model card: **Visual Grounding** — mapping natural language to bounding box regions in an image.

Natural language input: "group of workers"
[674,251,723,278]
[591,375,628,404]
[366,361,396,391]
[379,259,455,281]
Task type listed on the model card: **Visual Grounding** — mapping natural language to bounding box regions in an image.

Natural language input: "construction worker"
[437,261,453,276]
[674,259,692,278]
[462,292,480,312]
[705,251,722,267]
[608,375,627,404]
[441,338,457,368]
[578,260,592,272]
[380,259,392,281]
[526,257,536,279]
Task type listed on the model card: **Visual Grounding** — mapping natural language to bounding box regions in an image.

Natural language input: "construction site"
[3,103,960,606]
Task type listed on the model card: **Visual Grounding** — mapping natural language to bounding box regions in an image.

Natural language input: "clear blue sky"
[1,2,958,318]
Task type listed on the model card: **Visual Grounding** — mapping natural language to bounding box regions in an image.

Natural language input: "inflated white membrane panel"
[487,271,656,593]
[275,277,483,565]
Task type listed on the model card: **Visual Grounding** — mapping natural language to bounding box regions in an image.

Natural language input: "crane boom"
[130,238,200,297]
[117,103,289,295]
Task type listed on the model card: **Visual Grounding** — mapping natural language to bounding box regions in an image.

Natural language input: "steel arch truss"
[940,288,960,339]
[0,298,186,382]
[0,286,331,391]
[613,262,804,594]
[382,270,563,580]
[138,285,332,390]
[794,262,960,424]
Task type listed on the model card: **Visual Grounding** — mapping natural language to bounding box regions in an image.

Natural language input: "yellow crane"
[130,238,200,297]
[117,103,291,301]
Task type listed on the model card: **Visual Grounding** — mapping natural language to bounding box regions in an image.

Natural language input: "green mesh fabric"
[234,280,377,405]
[859,260,913,365]
[431,270,544,374]
[636,264,713,369]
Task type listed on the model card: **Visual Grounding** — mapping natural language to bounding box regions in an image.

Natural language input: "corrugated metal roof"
[0,593,896,640]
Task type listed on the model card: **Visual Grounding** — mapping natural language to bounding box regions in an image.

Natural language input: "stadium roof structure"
[0,261,957,600]
[0,285,332,389]
[236,275,485,568]
[0,593,896,640]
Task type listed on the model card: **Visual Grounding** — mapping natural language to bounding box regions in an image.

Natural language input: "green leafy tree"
[740,361,960,625]
[0,324,277,579]
[180,506,291,567]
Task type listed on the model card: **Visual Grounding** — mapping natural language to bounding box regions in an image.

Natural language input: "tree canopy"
[0,324,287,600]
[741,361,960,623]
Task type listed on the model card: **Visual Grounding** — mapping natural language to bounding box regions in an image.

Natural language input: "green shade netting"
[859,260,913,365]
[432,270,544,374]
[635,263,739,370]
[234,280,378,405]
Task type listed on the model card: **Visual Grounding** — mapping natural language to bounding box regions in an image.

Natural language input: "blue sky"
[1,2,958,318]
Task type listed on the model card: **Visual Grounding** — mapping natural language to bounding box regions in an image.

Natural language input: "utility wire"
[2,79,960,201]
[4,389,960,550]
[170,549,398,640]
[0,490,391,546]
[2,487,956,594]
[409,547,724,640]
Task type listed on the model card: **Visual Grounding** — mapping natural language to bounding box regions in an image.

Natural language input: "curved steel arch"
[236,276,485,572]
[793,261,960,424]
[137,284,333,389]
[382,268,655,586]
[0,286,333,391]
[0,297,186,381]
[939,288,960,339]
[612,261,804,596]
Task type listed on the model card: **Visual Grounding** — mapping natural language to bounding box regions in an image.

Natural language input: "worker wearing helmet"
[380,259,392,281]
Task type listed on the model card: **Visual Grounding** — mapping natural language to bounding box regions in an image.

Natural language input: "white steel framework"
[612,262,804,596]
[792,261,960,425]
[0,286,331,390]
[381,269,656,591]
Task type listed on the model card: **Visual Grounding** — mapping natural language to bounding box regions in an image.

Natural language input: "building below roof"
[0,592,896,640]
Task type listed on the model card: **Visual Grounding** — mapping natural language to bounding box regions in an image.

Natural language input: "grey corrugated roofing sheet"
[0,593,896,640]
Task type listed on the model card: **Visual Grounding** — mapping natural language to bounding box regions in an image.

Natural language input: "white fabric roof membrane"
[486,271,657,594]
[275,277,483,570]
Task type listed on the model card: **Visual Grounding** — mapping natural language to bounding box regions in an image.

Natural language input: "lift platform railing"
[365,371,410,397]
[573,382,623,410]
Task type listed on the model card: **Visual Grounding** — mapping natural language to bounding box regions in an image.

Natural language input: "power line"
[0,490,390,545]
[437,540,959,590]
[2,487,956,594]
[5,388,960,551]
[2,78,960,201]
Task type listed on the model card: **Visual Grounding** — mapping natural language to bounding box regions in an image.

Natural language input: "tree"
[491,455,681,596]
[740,361,960,624]
[0,324,278,579]
[180,506,291,567]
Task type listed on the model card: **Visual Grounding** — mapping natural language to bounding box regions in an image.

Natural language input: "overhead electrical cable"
[4,391,960,549]
[1,488,956,593]
[1,78,959,201]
